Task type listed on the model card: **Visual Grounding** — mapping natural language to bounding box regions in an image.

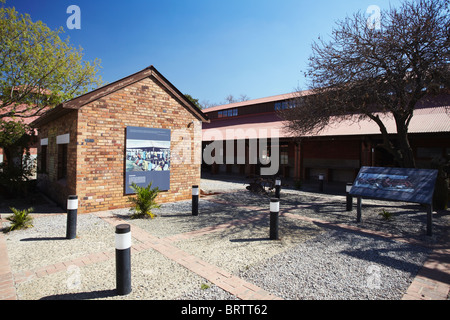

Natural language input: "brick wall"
[37,76,202,213]
[36,111,78,207]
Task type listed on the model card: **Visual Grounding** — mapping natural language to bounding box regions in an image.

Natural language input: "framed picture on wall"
[125,126,171,194]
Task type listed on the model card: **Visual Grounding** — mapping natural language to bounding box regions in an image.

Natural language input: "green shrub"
[128,182,161,219]
[378,209,393,221]
[6,207,34,232]
[0,121,36,198]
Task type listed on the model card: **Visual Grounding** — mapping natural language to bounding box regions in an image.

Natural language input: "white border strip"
[56,133,70,144]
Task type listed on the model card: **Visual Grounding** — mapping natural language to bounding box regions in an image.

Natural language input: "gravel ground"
[240,229,430,300]
[18,246,210,300]
[4,214,114,273]
[1,176,448,300]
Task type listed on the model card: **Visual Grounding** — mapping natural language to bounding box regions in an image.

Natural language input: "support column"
[356,197,362,223]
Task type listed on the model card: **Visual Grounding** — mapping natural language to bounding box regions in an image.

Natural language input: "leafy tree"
[184,94,202,109]
[0,1,102,120]
[0,119,34,153]
[281,0,449,168]
[0,1,102,195]
[0,120,36,196]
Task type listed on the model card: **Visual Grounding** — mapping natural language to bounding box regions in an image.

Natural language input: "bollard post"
[115,224,132,296]
[66,195,78,239]
[275,177,281,199]
[356,197,362,223]
[346,183,353,211]
[269,198,280,240]
[318,174,324,192]
[192,185,199,216]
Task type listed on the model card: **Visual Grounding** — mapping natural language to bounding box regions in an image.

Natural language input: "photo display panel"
[125,126,171,194]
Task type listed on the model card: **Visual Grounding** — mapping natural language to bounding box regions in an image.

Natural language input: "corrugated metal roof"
[202,106,450,140]
[315,106,450,137]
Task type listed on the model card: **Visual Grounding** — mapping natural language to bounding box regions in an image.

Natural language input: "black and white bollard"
[115,224,132,296]
[192,185,199,216]
[269,198,280,240]
[66,195,78,239]
[346,183,353,211]
[275,177,281,199]
[318,174,324,192]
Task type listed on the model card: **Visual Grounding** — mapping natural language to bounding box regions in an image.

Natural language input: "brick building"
[202,92,450,183]
[31,66,209,213]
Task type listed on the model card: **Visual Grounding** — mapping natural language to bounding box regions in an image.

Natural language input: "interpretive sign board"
[349,166,438,236]
[125,126,171,194]
[349,166,438,205]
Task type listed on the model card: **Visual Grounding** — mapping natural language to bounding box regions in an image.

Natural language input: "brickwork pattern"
[36,111,78,207]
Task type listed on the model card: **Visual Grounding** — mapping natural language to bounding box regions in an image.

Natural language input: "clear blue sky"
[8,0,403,106]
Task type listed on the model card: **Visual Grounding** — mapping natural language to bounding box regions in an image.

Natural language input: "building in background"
[201,92,450,183]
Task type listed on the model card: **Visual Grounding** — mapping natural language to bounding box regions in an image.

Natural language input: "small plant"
[128,182,161,219]
[6,207,34,232]
[200,283,210,290]
[378,209,393,221]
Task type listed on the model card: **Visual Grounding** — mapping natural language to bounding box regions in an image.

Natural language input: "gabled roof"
[31,65,209,127]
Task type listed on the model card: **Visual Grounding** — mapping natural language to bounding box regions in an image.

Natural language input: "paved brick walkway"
[94,210,281,300]
[402,240,450,300]
[0,225,16,300]
[0,209,281,300]
[1,200,449,300]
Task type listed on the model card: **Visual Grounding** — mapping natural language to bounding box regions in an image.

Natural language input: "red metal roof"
[310,106,450,137]
[202,92,303,112]
[202,105,450,141]
[203,112,288,140]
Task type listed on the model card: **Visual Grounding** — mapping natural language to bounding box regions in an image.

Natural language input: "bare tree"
[200,100,217,109]
[223,94,251,104]
[224,94,236,104]
[239,94,250,102]
[281,0,449,168]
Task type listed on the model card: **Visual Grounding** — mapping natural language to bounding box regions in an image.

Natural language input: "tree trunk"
[368,114,403,165]
[368,113,416,168]
[395,115,416,168]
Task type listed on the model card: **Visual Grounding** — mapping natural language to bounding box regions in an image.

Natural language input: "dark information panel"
[349,166,438,205]
[125,126,171,194]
